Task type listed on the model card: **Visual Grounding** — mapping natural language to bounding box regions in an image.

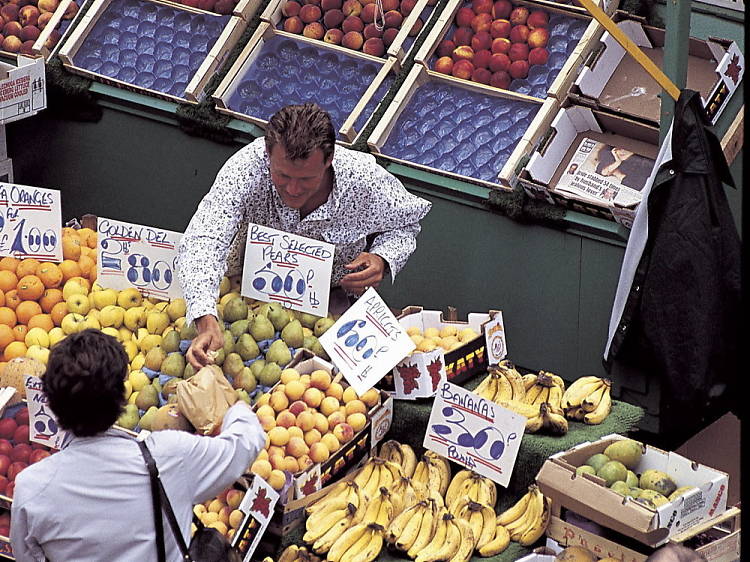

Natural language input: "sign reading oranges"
[0,183,62,262]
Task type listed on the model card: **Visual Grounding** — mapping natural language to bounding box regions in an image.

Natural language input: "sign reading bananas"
[241,224,334,316]
[24,375,69,449]
[0,183,62,262]
[319,288,415,396]
[96,217,183,301]
[425,382,525,486]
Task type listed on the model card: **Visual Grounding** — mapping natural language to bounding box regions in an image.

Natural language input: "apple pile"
[432,0,550,89]
[278,0,432,56]
[0,0,79,55]
[249,367,380,491]
[193,486,246,540]
[0,405,56,499]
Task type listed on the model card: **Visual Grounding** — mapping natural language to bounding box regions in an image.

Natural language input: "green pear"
[237,333,260,361]
[116,404,140,430]
[151,377,162,395]
[219,276,231,297]
[310,338,329,361]
[144,347,166,371]
[250,315,275,341]
[258,362,282,387]
[230,319,250,340]
[250,359,266,378]
[267,303,290,331]
[299,313,319,329]
[314,316,335,337]
[266,339,292,366]
[235,367,257,393]
[223,330,235,355]
[303,335,316,350]
[256,303,272,318]
[162,377,181,400]
[224,297,249,323]
[139,406,159,431]
[161,352,186,378]
[162,330,181,353]
[183,363,196,379]
[281,319,304,348]
[223,352,245,378]
[235,389,251,405]
[212,348,226,366]
[180,323,198,340]
[135,384,159,410]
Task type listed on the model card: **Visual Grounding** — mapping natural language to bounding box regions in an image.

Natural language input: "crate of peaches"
[1,0,81,58]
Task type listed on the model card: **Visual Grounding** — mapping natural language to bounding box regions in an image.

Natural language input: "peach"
[490,18,510,38]
[288,400,307,416]
[381,0,398,10]
[282,0,302,16]
[269,391,289,413]
[363,36,384,56]
[309,441,330,463]
[341,14,364,32]
[344,399,367,416]
[298,454,314,471]
[321,433,340,453]
[283,456,300,473]
[299,3,321,22]
[437,39,455,57]
[342,386,358,404]
[341,0,361,15]
[251,459,272,479]
[299,374,311,386]
[509,6,528,25]
[491,37,510,54]
[408,16,423,36]
[471,30,492,51]
[473,48,492,69]
[320,396,340,416]
[327,411,346,429]
[471,13,492,33]
[286,436,308,458]
[472,0,492,14]
[288,426,304,439]
[363,22,383,39]
[455,6,475,27]
[256,393,270,407]
[492,0,511,18]
[269,453,286,470]
[528,46,548,66]
[198,0,216,11]
[304,429,322,446]
[268,426,290,446]
[490,70,511,89]
[452,27,473,47]
[527,9,548,29]
[283,15,304,33]
[382,27,398,46]
[383,9,401,28]
[276,410,296,428]
[226,489,244,509]
[509,59,529,79]
[229,510,244,530]
[472,67,492,84]
[452,45,474,62]
[37,0,59,13]
[258,415,276,431]
[257,404,275,419]
[19,24,38,41]
[303,21,325,39]
[302,387,323,408]
[434,56,453,75]
[342,30,364,48]
[489,52,510,72]
[280,368,300,385]
[267,445,285,458]
[333,422,355,444]
[527,27,548,49]
[0,5,18,24]
[360,2,376,22]
[323,8,344,27]
[268,469,286,491]
[296,410,316,431]
[207,499,224,513]
[400,0,417,15]
[509,24,528,44]
[314,412,329,433]
[360,388,380,408]
[346,412,367,432]
[3,21,21,37]
[310,370,332,390]
[321,0,342,9]
[18,5,38,26]
[452,59,474,79]
[508,42,528,61]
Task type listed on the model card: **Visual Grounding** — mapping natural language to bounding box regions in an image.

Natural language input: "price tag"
[96,217,182,301]
[0,183,62,261]
[319,288,415,396]
[484,312,507,365]
[24,376,69,449]
[424,382,524,487]
[241,224,334,316]
[233,476,280,562]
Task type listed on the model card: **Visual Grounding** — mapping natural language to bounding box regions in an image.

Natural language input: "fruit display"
[405,324,479,353]
[0,0,79,56]
[192,484,248,541]
[482,484,550,554]
[561,376,612,424]
[173,0,241,15]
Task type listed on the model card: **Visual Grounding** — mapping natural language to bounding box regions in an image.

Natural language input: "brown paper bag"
[176,365,237,435]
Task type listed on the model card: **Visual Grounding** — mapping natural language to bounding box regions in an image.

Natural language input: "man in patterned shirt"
[178,103,431,369]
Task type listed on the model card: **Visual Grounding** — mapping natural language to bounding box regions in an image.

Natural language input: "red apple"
[508,42,528,61]
[451,59,474,79]
[491,37,510,54]
[526,9,548,29]
[12,424,27,444]
[509,6,529,25]
[528,46,548,65]
[490,70,511,89]
[436,39,455,57]
[7,461,26,482]
[470,13,492,33]
[509,59,529,78]
[455,6,475,27]
[490,18,510,38]
[10,444,30,463]
[434,56,453,75]
[452,27,473,46]
[471,0,492,15]
[471,67,492,84]
[492,0,511,19]
[451,45,474,62]
[527,27,549,49]
[473,48,492,69]
[489,52,510,72]
[0,441,11,457]
[0,420,14,441]
[509,24,529,44]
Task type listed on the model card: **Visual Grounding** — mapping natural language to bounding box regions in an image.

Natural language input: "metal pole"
[659,0,692,143]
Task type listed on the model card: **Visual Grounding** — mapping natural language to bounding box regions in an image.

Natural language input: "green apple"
[26,345,50,365]
[48,327,65,347]
[100,305,125,328]
[25,327,50,348]
[82,315,101,331]
[92,288,118,310]
[61,313,86,335]
[146,311,170,335]
[66,293,91,315]
[123,306,146,331]
[117,288,143,309]
[101,327,120,340]
[123,340,139,361]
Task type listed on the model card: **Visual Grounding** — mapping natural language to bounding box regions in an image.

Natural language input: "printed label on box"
[484,312,507,365]
[234,476,280,562]
[97,217,183,301]
[24,375,68,449]
[424,382,524,486]
[294,464,322,498]
[0,183,62,261]
[0,57,46,125]
[241,224,334,316]
[370,395,393,447]
[393,350,445,399]
[319,288,415,395]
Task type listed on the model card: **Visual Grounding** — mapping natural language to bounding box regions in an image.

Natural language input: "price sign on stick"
[241,224,334,316]
[0,183,62,261]
[319,288,415,395]
[424,382,525,486]
[97,217,183,301]
[25,376,69,449]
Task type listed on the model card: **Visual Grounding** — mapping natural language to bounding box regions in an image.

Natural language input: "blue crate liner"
[226,35,384,140]
[71,0,230,97]
[429,6,590,99]
[380,80,541,183]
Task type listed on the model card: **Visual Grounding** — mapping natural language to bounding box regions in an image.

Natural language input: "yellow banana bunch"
[445,469,497,509]
[522,372,563,412]
[386,500,430,551]
[495,399,541,419]
[406,499,443,559]
[584,382,612,424]
[388,476,424,513]
[352,457,402,499]
[525,401,570,435]
[414,512,461,562]
[494,360,527,400]
[452,499,496,552]
[561,376,612,424]
[303,502,358,554]
[378,440,417,477]
[361,486,396,528]
[474,361,526,403]
[497,485,551,547]
[325,522,384,562]
[305,481,360,517]
[473,371,500,401]
[278,545,322,562]
[477,522,510,557]
[412,452,450,497]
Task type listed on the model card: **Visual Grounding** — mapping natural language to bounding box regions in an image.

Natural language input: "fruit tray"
[415,0,601,101]
[367,63,557,189]
[58,0,247,104]
[260,0,432,62]
[213,23,400,143]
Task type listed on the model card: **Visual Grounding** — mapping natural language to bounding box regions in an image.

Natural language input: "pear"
[258,362,282,387]
[180,323,198,340]
[139,406,159,431]
[151,377,162,395]
[224,297,248,323]
[235,367,257,393]
[212,348,226,366]
[230,319,250,340]
[250,359,266,378]
[135,384,159,410]
[235,389,251,405]
[310,338,329,361]
[151,404,192,432]
[299,313,319,329]
[267,304,290,331]
[144,347,166,371]
[219,276,231,297]
[256,303,272,318]
[223,330,235,355]
[266,339,292,366]
[161,352,186,378]
[281,319,304,348]
[303,335,316,350]
[116,404,140,430]
[314,317,335,337]
[183,363,196,379]
[223,352,245,378]
[162,377,181,400]
[237,333,260,361]
[250,316,275,341]
[162,330,181,354]
[246,309,255,322]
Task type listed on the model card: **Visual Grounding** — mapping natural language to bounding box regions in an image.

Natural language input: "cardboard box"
[0,56,46,125]
[518,100,659,228]
[569,14,744,126]
[58,0,247,104]
[536,433,730,548]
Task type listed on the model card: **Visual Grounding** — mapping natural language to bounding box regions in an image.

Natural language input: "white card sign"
[24,375,69,449]
[234,476,280,562]
[241,224,334,316]
[97,217,183,301]
[424,382,525,487]
[0,183,62,261]
[484,312,507,365]
[319,288,415,396]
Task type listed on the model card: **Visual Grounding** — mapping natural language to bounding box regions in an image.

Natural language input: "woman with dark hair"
[10,329,264,561]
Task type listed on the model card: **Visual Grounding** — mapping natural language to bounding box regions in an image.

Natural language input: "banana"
[566,406,587,421]
[412,456,428,488]
[306,499,350,534]
[399,443,417,478]
[584,385,612,424]
[279,544,300,562]
[362,462,383,498]
[541,402,569,435]
[414,508,449,562]
[395,501,427,551]
[522,384,543,405]
[497,486,532,525]
[445,469,473,508]
[326,523,368,562]
[353,460,375,491]
[311,504,357,554]
[561,376,604,409]
[508,487,543,541]
[306,481,353,515]
[474,502,497,550]
[518,495,551,547]
[419,513,461,562]
[501,363,526,400]
[388,476,420,513]
[351,483,369,525]
[448,494,472,517]
[582,383,607,412]
[349,524,384,562]
[533,386,550,407]
[406,498,437,558]
[522,373,538,391]
[379,440,402,462]
[362,487,394,528]
[493,373,514,402]
[478,523,510,557]
[386,501,424,545]
[424,454,450,497]
[547,384,563,411]
[473,372,494,397]
[525,411,544,433]
[496,399,541,418]
[453,518,476,562]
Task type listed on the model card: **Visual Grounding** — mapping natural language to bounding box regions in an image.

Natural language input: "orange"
[62,237,82,261]
[16,259,40,279]
[4,290,20,310]
[59,260,82,282]
[16,301,42,325]
[50,302,68,326]
[0,325,14,352]
[79,246,96,259]
[39,289,64,313]
[36,262,63,289]
[16,275,45,301]
[78,255,96,280]
[0,291,4,308]
[0,257,19,273]
[11,325,27,343]
[0,307,16,327]
[62,227,78,239]
[3,341,26,361]
[0,270,18,293]
[28,314,54,332]
[78,228,97,249]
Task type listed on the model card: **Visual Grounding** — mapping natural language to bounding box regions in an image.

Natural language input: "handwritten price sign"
[319,288,415,396]
[241,224,334,316]
[25,375,69,449]
[0,183,62,261]
[424,382,525,487]
[96,217,183,301]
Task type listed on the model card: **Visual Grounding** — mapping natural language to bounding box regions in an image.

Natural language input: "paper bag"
[176,365,237,435]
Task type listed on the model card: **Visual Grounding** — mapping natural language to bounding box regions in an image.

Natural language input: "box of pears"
[536,433,730,547]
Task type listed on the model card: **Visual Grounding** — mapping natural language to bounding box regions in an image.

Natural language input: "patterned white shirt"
[178,138,432,324]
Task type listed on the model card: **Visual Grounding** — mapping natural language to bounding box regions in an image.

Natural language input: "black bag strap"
[138,440,194,562]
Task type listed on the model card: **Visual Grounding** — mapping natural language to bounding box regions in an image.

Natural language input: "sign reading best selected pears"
[0,183,62,262]
[96,217,183,301]
[319,288,415,395]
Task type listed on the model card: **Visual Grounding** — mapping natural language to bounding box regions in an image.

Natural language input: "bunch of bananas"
[473,360,526,403]
[302,501,362,554]
[482,484,550,555]
[361,486,397,528]
[412,450,451,497]
[378,440,417,477]
[522,371,565,411]
[561,376,613,424]
[525,402,569,435]
[274,545,321,562]
[447,497,497,552]
[388,475,427,514]
[325,522,385,562]
[445,469,497,510]
[352,456,403,498]
[304,480,363,518]
[413,512,475,562]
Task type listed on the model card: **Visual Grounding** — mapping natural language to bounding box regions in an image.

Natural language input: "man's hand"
[341,252,386,296]
[187,315,224,370]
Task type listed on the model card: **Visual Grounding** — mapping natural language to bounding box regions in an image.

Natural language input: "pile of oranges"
[0,227,98,367]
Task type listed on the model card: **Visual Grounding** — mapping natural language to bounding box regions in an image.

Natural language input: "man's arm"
[367,224,421,283]
[10,499,46,561]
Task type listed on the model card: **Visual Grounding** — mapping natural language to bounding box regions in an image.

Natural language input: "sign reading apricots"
[0,183,62,262]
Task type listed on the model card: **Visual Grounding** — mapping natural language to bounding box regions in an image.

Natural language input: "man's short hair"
[43,329,129,437]
[265,103,336,162]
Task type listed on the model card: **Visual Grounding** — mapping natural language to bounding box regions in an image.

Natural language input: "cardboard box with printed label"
[536,433,730,548]
[0,56,46,125]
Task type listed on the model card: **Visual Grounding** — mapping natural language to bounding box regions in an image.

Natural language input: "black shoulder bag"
[137,440,241,562]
